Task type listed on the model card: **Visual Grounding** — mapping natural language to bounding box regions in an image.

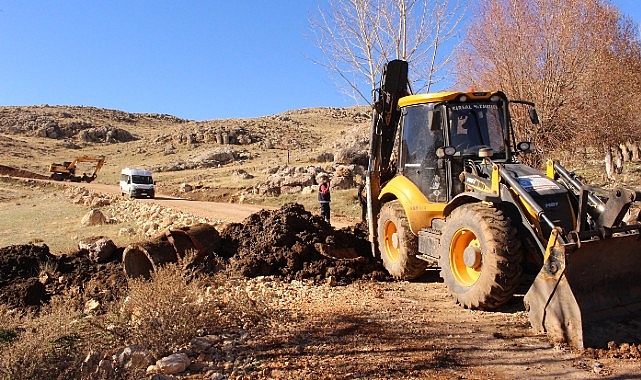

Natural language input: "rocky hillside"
[0,104,372,203]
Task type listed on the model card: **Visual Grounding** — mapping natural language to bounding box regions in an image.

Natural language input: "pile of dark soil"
[0,244,127,313]
[217,203,388,284]
[0,244,55,308]
[0,203,386,313]
[0,164,49,180]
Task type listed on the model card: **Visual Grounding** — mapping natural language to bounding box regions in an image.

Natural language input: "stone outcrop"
[252,163,365,197]
[78,236,117,263]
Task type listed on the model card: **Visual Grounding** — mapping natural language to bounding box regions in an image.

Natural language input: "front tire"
[377,201,428,280]
[438,203,522,310]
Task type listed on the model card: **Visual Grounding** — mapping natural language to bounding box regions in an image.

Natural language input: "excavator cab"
[446,101,506,157]
[396,91,513,201]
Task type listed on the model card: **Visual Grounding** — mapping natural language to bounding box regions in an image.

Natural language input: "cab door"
[399,104,447,203]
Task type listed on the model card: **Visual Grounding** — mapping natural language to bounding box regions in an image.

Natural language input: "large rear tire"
[438,203,522,310]
[377,201,428,280]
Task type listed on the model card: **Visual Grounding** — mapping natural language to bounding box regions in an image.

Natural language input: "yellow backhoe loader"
[366,60,641,348]
[49,156,105,183]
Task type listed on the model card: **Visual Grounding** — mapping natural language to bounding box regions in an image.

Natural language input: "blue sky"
[0,1,639,121]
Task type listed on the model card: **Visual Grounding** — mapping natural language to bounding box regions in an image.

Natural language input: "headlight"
[517,141,534,152]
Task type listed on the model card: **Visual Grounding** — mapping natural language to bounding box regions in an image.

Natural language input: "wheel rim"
[382,220,400,264]
[449,228,482,286]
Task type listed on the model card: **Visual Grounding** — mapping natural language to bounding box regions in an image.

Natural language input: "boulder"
[78,236,117,262]
[334,146,368,165]
[80,209,107,226]
[155,353,191,375]
[330,175,353,190]
[280,173,314,188]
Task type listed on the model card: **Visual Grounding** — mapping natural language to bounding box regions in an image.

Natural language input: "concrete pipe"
[166,223,221,260]
[122,238,178,279]
[122,223,221,279]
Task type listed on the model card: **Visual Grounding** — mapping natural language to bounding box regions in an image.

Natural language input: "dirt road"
[254,278,641,379]
[60,181,267,221]
[64,181,354,228]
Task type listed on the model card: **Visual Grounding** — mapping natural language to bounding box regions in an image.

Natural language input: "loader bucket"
[524,229,641,348]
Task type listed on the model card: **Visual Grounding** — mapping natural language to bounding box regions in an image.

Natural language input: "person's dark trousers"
[320,203,330,223]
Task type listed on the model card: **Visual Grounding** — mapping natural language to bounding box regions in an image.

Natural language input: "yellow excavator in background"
[365,60,641,348]
[49,156,105,183]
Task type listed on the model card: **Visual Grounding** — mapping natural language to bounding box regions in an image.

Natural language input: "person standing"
[357,182,367,222]
[318,174,331,223]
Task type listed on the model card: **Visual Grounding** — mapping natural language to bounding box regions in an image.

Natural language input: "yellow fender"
[379,175,446,234]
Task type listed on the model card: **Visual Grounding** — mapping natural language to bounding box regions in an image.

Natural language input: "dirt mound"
[218,203,388,284]
[0,204,383,313]
[0,164,49,180]
[0,244,127,312]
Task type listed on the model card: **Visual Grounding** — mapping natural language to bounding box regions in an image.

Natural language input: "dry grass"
[0,257,274,379]
[0,178,141,253]
[0,295,87,379]
[121,258,268,357]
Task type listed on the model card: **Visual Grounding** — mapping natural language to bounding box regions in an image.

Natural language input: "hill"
[0,104,371,204]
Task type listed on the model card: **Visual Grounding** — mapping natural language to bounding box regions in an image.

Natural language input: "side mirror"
[529,109,540,124]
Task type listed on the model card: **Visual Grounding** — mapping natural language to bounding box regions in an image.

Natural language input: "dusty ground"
[1,171,640,378]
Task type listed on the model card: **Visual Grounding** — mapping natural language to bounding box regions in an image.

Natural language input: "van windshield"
[132,175,153,184]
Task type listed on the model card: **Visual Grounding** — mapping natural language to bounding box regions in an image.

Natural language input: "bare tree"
[455,0,641,164]
[310,0,466,104]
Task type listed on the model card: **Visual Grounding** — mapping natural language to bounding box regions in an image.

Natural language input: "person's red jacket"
[318,182,331,202]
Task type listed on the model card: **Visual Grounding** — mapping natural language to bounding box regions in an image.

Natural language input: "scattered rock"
[83,298,101,314]
[81,209,107,226]
[115,345,155,370]
[155,353,191,375]
[78,236,117,262]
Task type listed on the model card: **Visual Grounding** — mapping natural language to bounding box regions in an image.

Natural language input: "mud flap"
[524,229,641,348]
